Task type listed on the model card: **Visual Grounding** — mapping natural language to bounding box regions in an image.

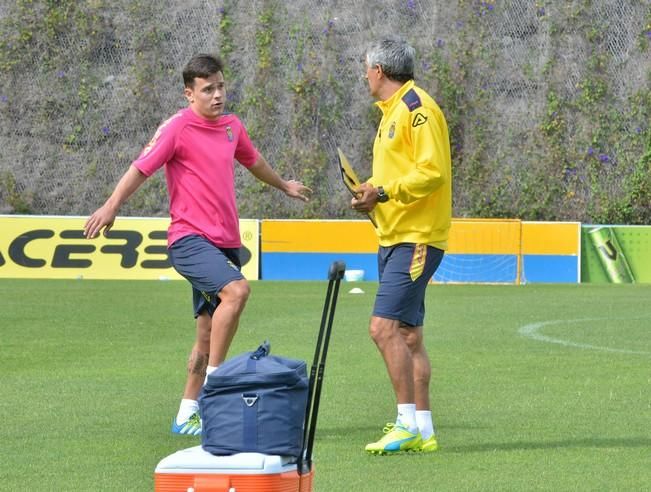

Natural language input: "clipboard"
[337,147,378,228]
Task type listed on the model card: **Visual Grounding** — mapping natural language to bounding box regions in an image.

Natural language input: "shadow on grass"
[317,422,491,438]
[446,437,651,453]
[317,425,392,437]
[316,426,651,454]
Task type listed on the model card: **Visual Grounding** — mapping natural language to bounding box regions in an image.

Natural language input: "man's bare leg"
[208,279,250,367]
[401,324,436,444]
[400,325,430,410]
[364,316,421,453]
[182,311,211,400]
[173,312,211,432]
[367,315,420,435]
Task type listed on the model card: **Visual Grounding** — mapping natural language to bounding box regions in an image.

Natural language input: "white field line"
[518,318,651,355]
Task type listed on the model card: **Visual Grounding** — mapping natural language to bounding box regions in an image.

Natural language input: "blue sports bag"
[199,342,309,458]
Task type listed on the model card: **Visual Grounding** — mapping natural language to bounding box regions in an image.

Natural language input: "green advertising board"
[581,225,651,283]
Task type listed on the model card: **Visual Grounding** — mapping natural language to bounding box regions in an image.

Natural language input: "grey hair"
[366,35,415,83]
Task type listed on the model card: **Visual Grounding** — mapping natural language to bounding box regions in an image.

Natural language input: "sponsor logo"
[0,217,259,280]
[2,229,167,269]
[0,229,251,271]
[412,113,428,127]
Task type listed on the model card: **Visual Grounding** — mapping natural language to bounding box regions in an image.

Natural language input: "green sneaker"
[417,434,439,453]
[380,423,439,453]
[365,423,422,454]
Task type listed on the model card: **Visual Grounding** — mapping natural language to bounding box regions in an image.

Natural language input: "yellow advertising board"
[0,216,259,280]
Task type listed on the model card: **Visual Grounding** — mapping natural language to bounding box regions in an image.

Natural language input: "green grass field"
[1,279,650,491]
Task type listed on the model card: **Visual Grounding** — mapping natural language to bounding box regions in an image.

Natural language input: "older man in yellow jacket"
[352,34,452,455]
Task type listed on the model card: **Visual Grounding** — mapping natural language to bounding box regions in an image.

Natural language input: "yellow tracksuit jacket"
[369,80,452,249]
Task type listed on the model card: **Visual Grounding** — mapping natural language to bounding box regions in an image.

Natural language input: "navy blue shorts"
[168,234,244,318]
[372,243,444,327]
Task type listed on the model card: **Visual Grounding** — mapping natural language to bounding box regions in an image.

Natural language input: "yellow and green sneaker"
[417,434,439,453]
[365,423,422,454]
[377,422,439,453]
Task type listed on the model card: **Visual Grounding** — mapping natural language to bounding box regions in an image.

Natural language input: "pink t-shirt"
[133,108,259,248]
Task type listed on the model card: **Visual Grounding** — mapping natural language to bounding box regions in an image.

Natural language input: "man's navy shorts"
[372,243,444,327]
[168,234,244,318]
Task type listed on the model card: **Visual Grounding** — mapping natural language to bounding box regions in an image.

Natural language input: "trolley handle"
[328,261,346,281]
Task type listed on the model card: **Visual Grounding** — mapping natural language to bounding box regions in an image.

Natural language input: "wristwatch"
[376,186,389,203]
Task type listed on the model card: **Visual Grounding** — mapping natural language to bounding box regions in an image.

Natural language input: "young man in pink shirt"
[84,54,311,435]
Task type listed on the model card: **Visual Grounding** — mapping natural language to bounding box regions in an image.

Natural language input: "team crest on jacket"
[226,126,233,142]
[388,121,396,139]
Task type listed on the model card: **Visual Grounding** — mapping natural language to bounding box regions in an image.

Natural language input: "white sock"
[416,410,435,440]
[176,399,199,425]
[396,403,417,433]
[204,365,218,385]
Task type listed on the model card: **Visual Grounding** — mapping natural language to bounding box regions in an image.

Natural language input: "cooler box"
[155,262,345,492]
[154,445,314,492]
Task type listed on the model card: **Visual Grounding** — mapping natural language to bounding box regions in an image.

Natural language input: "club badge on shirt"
[226,126,233,142]
[388,121,396,139]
